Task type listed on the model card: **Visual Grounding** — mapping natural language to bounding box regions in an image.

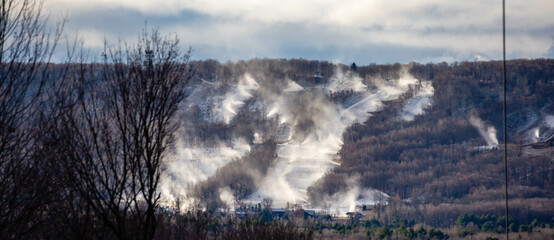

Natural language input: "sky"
[44,0,554,65]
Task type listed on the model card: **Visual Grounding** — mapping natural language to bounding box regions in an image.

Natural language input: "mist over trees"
[185,58,553,228]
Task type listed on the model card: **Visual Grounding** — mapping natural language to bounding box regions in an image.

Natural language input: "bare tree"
[0,0,64,238]
[56,29,192,239]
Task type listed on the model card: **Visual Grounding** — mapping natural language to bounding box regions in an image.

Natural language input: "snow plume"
[215,74,259,124]
[219,187,237,211]
[372,68,419,101]
[283,78,304,92]
[161,138,275,210]
[251,91,348,206]
[160,136,252,209]
[530,115,554,142]
[326,176,361,215]
[469,115,499,147]
[545,115,554,128]
[308,176,389,216]
[400,80,434,121]
[249,68,422,207]
[340,67,433,122]
[161,64,424,211]
[326,67,367,93]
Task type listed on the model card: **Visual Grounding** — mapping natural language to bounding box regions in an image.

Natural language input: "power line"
[502,0,509,239]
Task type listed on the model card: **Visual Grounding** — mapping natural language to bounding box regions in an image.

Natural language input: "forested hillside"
[309,59,554,227]
[189,58,554,227]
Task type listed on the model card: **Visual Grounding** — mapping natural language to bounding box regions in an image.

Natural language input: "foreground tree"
[55,29,192,239]
[0,0,64,238]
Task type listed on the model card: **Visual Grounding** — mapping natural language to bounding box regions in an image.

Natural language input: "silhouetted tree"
[56,28,192,239]
[0,0,64,238]
[350,62,357,72]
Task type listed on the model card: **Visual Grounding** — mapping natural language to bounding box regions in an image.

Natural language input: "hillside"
[164,58,554,227]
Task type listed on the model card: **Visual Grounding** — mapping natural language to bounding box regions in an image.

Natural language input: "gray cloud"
[45,0,554,64]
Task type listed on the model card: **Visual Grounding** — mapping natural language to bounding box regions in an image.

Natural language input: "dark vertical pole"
[502,0,509,239]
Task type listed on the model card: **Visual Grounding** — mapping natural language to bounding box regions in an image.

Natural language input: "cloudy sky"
[45,0,554,64]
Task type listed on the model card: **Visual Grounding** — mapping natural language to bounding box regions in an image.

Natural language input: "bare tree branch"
[0,0,64,238]
[56,28,192,240]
